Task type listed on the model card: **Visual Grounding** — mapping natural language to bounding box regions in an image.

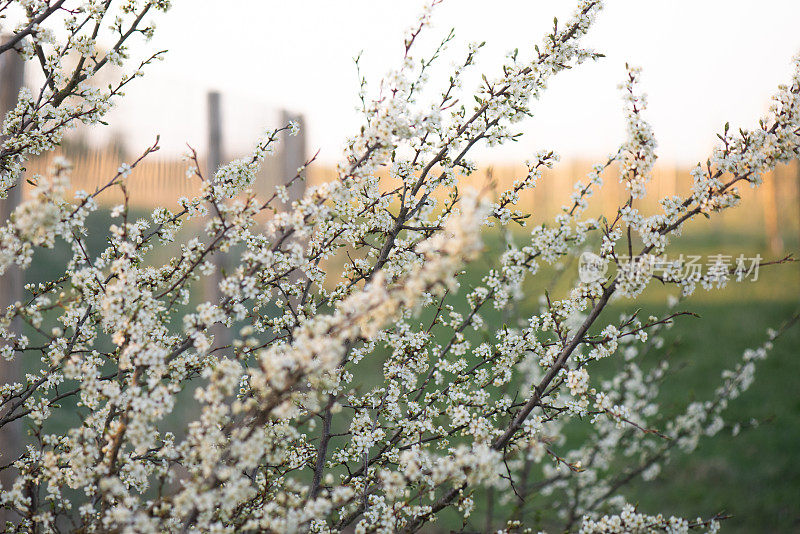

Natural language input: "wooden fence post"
[762,166,783,255]
[280,110,307,208]
[796,161,800,252]
[0,34,25,517]
[205,91,230,351]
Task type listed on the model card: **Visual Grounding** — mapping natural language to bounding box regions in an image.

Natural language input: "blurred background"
[3,1,800,531]
[13,0,800,251]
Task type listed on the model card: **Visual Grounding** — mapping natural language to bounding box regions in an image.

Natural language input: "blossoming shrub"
[1,1,798,532]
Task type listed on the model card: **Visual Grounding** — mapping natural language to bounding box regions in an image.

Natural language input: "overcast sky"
[97,1,800,166]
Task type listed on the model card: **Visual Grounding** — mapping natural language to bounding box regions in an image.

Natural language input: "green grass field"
[20,208,800,532]
[625,300,800,533]
[497,223,800,532]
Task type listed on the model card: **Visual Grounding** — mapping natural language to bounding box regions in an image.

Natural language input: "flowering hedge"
[0,1,798,533]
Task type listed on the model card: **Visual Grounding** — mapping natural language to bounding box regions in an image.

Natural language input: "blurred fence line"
[309,159,800,252]
[22,149,800,251]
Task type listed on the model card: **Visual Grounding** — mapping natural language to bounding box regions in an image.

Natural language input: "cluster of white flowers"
[0,1,171,197]
[0,159,74,275]
[580,504,721,534]
[1,1,798,533]
[618,65,657,199]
